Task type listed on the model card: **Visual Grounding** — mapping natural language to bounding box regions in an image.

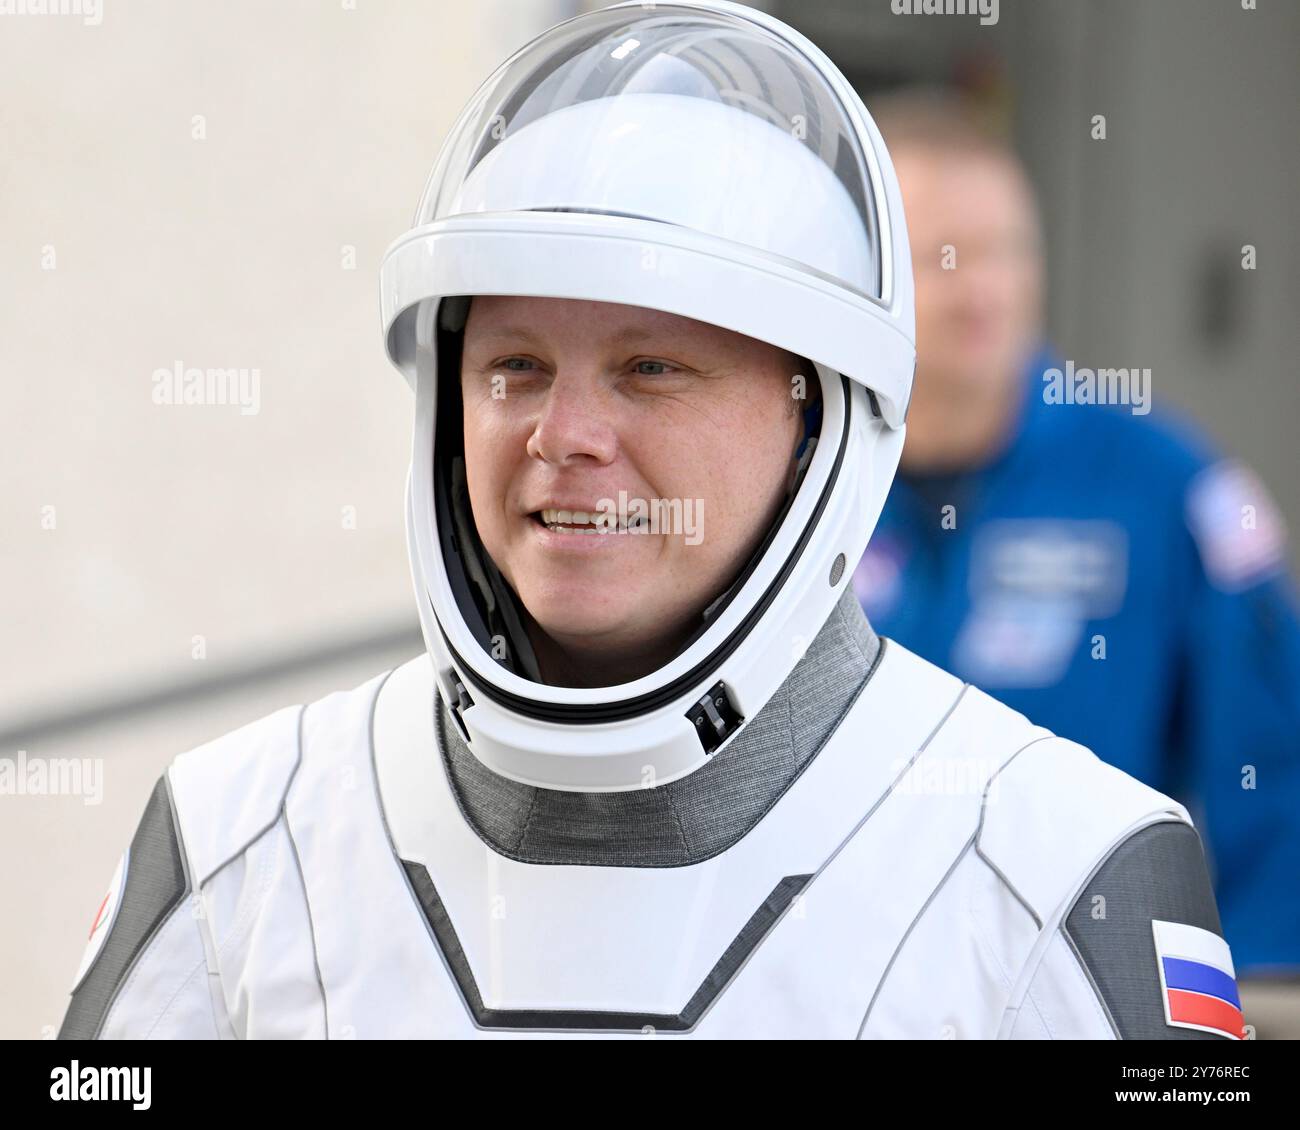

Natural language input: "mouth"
[529,508,650,534]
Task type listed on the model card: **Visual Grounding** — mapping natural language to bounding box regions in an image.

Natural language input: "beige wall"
[0,0,577,1041]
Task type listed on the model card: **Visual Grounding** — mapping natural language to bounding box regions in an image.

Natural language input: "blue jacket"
[854,346,1300,974]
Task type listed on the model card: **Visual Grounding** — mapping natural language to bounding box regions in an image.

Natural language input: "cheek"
[1012,264,1043,321]
[918,291,961,334]
[461,399,526,534]
[637,394,795,547]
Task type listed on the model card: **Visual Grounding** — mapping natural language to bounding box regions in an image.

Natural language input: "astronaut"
[57,0,1245,1040]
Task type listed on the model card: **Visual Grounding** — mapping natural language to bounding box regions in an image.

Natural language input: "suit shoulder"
[973,721,1191,924]
[58,774,191,1038]
[971,726,1242,1038]
[1064,820,1242,1039]
[168,665,397,883]
[873,643,1172,919]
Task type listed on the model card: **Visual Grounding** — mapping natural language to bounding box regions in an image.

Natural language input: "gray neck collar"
[435,586,882,868]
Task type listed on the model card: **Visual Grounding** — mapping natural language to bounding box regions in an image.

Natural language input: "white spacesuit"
[58,0,1244,1040]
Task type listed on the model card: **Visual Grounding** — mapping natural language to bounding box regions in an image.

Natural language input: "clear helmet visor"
[414,2,882,300]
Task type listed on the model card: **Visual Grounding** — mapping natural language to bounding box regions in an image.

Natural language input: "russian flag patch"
[1152,919,1246,1039]
[70,848,128,993]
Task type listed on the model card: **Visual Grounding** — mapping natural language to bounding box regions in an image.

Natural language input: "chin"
[532,612,644,660]
[523,585,632,636]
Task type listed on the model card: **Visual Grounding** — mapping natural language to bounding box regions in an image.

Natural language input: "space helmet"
[379,0,915,791]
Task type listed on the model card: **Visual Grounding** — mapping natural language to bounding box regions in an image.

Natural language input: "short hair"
[867,86,1019,166]
[868,87,1042,247]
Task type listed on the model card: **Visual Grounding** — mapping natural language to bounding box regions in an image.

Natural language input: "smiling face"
[459,295,808,687]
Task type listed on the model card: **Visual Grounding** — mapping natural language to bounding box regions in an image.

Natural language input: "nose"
[525,370,618,467]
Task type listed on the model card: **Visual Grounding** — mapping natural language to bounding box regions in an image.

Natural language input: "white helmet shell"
[379,0,915,792]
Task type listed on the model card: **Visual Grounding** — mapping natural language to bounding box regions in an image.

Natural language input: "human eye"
[631,358,678,376]
[489,356,550,386]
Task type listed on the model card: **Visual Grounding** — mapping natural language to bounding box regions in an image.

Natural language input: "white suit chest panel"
[344,644,1041,1037]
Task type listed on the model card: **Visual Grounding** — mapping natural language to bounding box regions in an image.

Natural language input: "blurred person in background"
[854,90,1300,1025]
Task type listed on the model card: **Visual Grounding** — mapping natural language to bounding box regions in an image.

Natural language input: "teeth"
[540,507,597,527]
[536,507,649,532]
